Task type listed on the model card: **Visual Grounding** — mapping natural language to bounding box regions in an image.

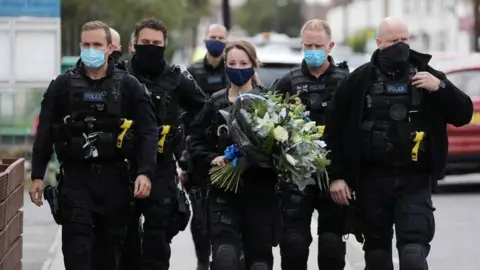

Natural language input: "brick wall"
[0,159,24,270]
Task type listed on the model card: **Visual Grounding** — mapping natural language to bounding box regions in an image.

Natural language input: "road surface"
[23,182,480,270]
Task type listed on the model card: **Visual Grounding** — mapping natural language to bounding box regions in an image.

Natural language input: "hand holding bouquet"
[209,91,330,193]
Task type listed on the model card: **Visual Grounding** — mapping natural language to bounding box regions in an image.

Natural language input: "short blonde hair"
[300,19,332,38]
[81,21,112,44]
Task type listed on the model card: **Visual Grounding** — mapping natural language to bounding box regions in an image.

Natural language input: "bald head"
[376,17,409,49]
[205,24,228,42]
[110,28,121,51]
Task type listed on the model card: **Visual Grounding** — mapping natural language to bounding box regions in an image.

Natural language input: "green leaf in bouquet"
[260,128,276,154]
[314,156,331,168]
[316,169,330,192]
[209,160,246,193]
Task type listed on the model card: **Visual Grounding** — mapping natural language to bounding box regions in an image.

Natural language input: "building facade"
[326,0,473,53]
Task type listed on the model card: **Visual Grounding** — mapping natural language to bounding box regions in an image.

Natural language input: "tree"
[61,0,211,57]
[235,0,303,37]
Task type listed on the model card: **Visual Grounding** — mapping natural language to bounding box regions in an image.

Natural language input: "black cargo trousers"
[185,166,211,267]
[279,184,346,270]
[208,169,280,270]
[119,160,180,270]
[357,172,435,270]
[59,162,132,270]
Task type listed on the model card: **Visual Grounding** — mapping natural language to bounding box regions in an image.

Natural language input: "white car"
[256,45,302,87]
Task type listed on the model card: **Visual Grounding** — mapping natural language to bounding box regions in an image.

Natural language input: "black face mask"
[110,50,122,63]
[378,42,410,73]
[134,44,165,75]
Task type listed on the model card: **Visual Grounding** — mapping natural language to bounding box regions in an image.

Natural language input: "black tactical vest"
[140,66,181,126]
[132,65,185,157]
[207,89,232,152]
[55,69,126,161]
[290,65,348,125]
[68,70,124,121]
[360,65,428,167]
[190,62,228,96]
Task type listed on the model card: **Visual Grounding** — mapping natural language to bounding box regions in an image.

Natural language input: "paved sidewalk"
[44,227,63,270]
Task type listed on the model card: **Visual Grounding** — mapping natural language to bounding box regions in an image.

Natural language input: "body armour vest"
[207,89,232,153]
[133,65,184,157]
[290,65,348,125]
[56,69,126,161]
[190,62,228,97]
[360,65,429,168]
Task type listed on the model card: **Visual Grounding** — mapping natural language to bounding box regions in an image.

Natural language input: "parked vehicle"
[444,65,480,177]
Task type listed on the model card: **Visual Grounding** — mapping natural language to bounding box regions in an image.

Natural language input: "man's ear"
[106,44,114,55]
[328,41,335,54]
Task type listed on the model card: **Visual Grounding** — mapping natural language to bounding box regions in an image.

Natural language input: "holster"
[174,185,191,232]
[44,170,64,225]
[342,200,364,244]
[189,187,206,228]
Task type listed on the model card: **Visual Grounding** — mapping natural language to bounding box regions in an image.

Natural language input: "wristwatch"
[438,80,446,89]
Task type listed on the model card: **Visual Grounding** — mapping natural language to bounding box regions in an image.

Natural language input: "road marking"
[41,226,62,270]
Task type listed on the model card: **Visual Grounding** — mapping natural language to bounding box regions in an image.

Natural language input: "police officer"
[110,27,123,63]
[325,17,473,270]
[273,19,349,270]
[187,24,229,97]
[182,23,229,270]
[190,40,280,270]
[28,20,158,270]
[118,17,206,270]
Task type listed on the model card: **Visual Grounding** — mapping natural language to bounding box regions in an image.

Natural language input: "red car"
[445,66,480,175]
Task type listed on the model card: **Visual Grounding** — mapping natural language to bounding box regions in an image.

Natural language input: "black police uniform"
[31,58,158,270]
[325,49,473,270]
[189,87,281,270]
[186,56,229,267]
[273,57,349,270]
[117,54,206,270]
[188,57,229,97]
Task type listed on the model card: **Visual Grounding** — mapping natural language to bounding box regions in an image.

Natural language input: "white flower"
[279,108,287,119]
[303,121,317,131]
[291,132,302,144]
[273,126,289,142]
[293,119,305,126]
[271,112,280,124]
[285,153,298,166]
[314,140,327,148]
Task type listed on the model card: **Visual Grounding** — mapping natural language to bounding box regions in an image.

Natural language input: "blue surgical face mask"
[225,67,255,87]
[303,49,326,68]
[206,40,226,58]
[80,48,106,69]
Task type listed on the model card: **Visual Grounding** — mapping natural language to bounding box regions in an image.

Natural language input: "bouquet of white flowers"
[209,91,330,193]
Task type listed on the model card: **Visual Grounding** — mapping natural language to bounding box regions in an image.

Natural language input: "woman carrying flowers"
[189,40,280,270]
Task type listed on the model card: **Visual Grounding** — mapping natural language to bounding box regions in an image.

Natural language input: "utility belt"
[360,120,429,168]
[157,124,183,158]
[53,116,135,162]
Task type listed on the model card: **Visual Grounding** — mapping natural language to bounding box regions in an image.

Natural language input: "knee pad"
[398,244,428,270]
[318,232,346,258]
[250,262,268,270]
[213,244,238,270]
[365,249,392,269]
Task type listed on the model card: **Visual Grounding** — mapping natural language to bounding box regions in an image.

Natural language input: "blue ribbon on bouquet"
[224,144,242,170]
[303,114,312,122]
